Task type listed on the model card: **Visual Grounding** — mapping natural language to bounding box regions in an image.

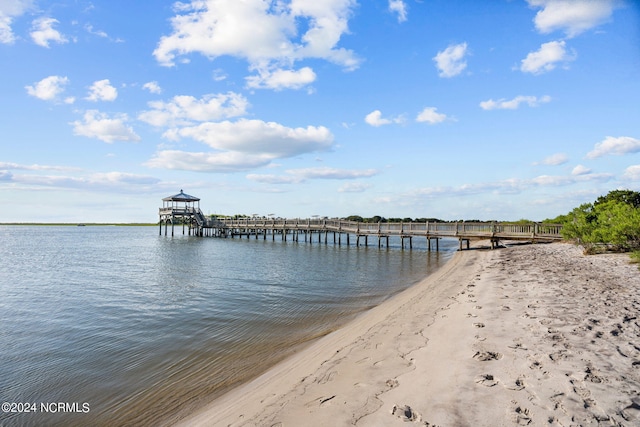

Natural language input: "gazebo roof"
[163,189,200,202]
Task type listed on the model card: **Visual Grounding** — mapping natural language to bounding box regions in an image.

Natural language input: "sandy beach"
[177,242,640,426]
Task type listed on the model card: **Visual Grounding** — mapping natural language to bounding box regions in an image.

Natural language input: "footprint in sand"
[473,351,503,361]
[507,377,525,391]
[513,406,532,425]
[391,404,421,422]
[473,322,485,328]
[475,374,499,387]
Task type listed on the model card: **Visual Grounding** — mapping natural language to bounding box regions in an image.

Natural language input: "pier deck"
[159,209,563,250]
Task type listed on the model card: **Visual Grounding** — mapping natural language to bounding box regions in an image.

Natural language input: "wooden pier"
[158,192,563,250]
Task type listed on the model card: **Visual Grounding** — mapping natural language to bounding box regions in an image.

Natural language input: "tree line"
[548,190,640,263]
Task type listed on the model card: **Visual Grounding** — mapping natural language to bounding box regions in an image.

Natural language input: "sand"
[176,242,640,426]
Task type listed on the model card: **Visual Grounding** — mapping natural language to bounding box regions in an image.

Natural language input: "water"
[0,226,456,426]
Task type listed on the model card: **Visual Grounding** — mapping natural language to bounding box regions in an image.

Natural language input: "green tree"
[562,200,640,253]
[595,189,640,209]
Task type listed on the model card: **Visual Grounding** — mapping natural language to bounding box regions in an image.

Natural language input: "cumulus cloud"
[526,0,617,38]
[246,66,316,90]
[71,110,140,143]
[30,17,68,47]
[389,0,407,22]
[152,0,359,89]
[572,164,591,175]
[586,136,640,159]
[433,42,468,78]
[1,0,33,44]
[623,165,640,181]
[520,40,575,74]
[164,119,333,157]
[364,110,404,127]
[146,118,334,173]
[138,92,249,127]
[86,79,118,102]
[142,81,162,94]
[480,95,552,110]
[416,107,447,124]
[25,75,69,101]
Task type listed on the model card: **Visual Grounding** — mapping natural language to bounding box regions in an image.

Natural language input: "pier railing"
[208,218,563,242]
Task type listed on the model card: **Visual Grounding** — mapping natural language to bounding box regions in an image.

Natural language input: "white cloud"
[146,150,273,173]
[246,66,316,90]
[520,40,575,74]
[247,167,379,184]
[364,110,404,127]
[287,167,379,180]
[433,42,468,78]
[572,164,591,175]
[146,118,334,173]
[416,107,447,124]
[71,110,140,143]
[86,79,118,102]
[389,0,407,23]
[586,136,640,159]
[408,171,613,200]
[0,15,14,44]
[84,23,107,38]
[623,165,640,181]
[138,92,249,127]
[480,95,552,110]
[30,16,67,47]
[365,110,390,127]
[153,0,360,83]
[0,161,80,172]
[246,174,302,184]
[526,0,616,38]
[0,0,33,43]
[538,153,569,165]
[164,118,334,158]
[5,170,161,191]
[338,182,372,193]
[142,81,162,94]
[25,75,69,101]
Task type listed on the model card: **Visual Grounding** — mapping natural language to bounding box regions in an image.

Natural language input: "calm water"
[0,226,456,426]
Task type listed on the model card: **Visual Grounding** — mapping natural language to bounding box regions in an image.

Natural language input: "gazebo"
[161,189,200,211]
[159,190,203,236]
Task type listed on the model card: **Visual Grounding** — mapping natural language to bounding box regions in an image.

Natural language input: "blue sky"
[1,0,639,222]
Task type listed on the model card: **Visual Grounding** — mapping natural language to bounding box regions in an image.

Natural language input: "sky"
[1,0,639,223]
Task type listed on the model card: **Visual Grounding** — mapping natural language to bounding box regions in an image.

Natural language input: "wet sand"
[177,242,640,426]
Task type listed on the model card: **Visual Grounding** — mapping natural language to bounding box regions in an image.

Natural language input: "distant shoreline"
[0,223,157,226]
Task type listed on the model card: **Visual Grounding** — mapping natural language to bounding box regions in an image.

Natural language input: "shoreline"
[175,242,640,426]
